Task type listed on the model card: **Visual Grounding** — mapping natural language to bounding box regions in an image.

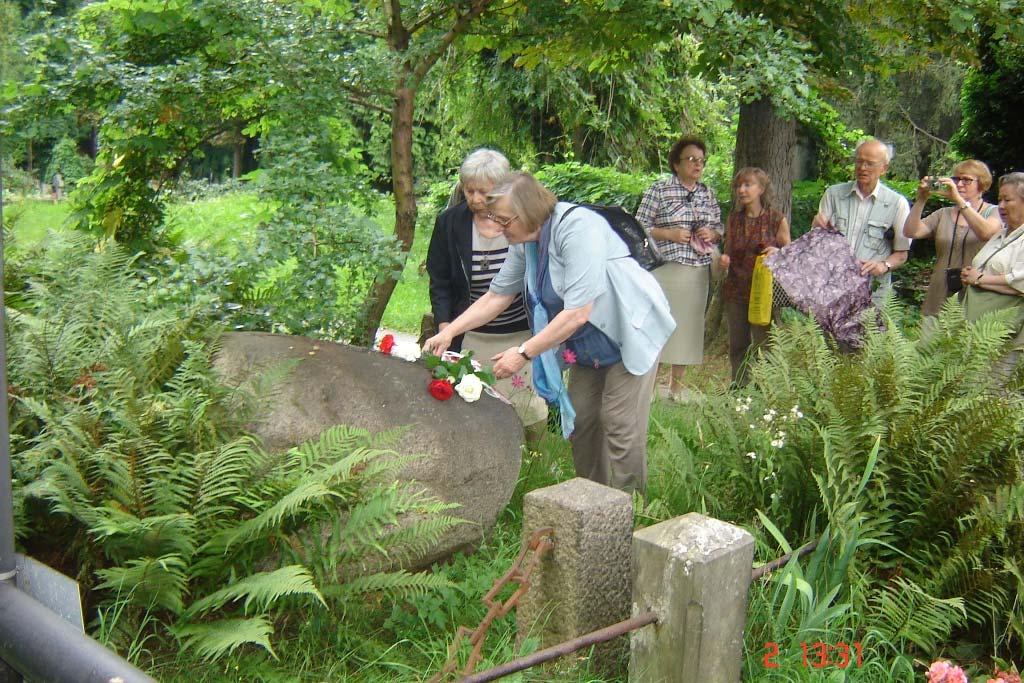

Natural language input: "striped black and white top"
[471,227,529,333]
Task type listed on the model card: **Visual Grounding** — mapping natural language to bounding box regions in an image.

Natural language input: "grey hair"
[459,148,510,187]
[999,171,1024,198]
[487,172,558,232]
[855,138,893,164]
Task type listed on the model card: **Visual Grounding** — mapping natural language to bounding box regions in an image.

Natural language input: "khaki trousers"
[567,361,658,494]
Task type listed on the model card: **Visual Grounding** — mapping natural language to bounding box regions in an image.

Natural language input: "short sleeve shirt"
[635,176,723,266]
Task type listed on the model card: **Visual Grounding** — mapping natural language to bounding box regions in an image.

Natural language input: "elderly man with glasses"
[812,138,912,305]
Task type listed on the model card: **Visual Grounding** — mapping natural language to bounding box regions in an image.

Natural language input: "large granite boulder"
[213,331,523,568]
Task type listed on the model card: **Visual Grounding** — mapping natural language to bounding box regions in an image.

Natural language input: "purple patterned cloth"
[764,227,873,347]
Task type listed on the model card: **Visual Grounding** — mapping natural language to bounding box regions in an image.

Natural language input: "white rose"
[391,341,421,362]
[455,373,484,402]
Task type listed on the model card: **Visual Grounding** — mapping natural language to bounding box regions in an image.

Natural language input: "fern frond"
[865,577,965,652]
[175,616,276,662]
[96,554,189,614]
[185,565,325,618]
[322,570,453,600]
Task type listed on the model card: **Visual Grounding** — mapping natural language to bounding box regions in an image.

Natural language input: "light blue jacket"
[490,203,676,375]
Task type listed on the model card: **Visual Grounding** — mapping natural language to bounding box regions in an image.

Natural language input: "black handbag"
[561,204,665,271]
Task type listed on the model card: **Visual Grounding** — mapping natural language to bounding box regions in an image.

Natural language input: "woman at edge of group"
[423,172,676,494]
[903,159,1002,329]
[960,172,1024,384]
[635,135,723,402]
[718,167,790,387]
[425,149,548,436]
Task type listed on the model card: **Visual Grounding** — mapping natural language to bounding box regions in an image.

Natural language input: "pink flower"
[561,348,577,365]
[511,374,526,389]
[927,661,969,683]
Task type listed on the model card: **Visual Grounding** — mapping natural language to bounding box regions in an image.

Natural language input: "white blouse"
[973,222,1024,293]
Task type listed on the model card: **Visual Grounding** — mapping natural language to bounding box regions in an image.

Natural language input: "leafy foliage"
[953,36,1024,184]
[45,135,92,186]
[5,234,463,663]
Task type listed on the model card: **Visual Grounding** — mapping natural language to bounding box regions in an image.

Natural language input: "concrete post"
[629,513,755,683]
[517,478,633,670]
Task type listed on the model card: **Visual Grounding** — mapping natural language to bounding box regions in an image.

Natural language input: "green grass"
[164,191,271,252]
[3,198,74,246]
[5,192,432,336]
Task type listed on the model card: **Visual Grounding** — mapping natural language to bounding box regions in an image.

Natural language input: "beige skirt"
[462,329,549,427]
[653,262,708,365]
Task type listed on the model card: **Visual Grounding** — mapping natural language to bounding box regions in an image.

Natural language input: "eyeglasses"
[684,156,706,165]
[486,212,519,228]
[952,176,977,185]
[854,159,884,169]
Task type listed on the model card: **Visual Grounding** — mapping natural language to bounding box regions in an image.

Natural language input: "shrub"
[46,136,94,187]
[533,162,661,213]
[6,234,462,664]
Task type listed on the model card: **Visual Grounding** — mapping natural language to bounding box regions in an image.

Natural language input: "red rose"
[378,334,395,354]
[428,379,454,401]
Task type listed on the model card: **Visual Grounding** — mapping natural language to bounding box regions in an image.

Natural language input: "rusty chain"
[427,527,555,683]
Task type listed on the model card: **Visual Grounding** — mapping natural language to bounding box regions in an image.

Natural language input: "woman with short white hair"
[960,172,1024,382]
[426,149,547,434]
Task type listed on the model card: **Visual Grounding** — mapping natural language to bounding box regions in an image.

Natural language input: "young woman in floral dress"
[719,168,790,386]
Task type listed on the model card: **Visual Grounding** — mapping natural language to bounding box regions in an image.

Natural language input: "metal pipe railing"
[0,580,157,682]
[461,611,658,683]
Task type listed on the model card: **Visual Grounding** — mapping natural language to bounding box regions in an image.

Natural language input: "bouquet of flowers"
[424,351,496,403]
[375,333,422,362]
[373,332,496,404]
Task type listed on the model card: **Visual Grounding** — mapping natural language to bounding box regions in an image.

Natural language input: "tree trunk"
[232,142,242,180]
[26,140,33,175]
[733,97,796,222]
[706,98,796,346]
[357,84,417,345]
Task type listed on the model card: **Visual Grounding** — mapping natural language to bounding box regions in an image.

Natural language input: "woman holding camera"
[903,160,1002,319]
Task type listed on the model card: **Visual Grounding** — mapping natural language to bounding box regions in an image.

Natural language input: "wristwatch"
[517,343,532,360]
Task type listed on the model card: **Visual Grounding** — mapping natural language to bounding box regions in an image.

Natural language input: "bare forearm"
[445,292,514,337]
[903,201,930,238]
[958,203,1001,241]
[886,251,908,269]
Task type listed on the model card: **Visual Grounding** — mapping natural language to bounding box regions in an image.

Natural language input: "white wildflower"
[746,452,757,460]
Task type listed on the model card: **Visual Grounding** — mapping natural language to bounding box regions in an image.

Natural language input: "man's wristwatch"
[517,343,532,361]
[883,261,892,272]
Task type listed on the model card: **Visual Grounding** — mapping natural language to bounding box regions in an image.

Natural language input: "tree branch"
[339,81,390,101]
[348,94,392,115]
[409,0,495,86]
[409,5,452,35]
[897,103,949,146]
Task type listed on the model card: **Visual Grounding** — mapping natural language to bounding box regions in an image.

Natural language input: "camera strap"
[946,208,970,270]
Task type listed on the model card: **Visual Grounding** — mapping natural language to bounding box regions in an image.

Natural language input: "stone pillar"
[516,478,633,668]
[630,513,755,683]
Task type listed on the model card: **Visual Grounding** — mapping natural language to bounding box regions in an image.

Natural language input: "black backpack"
[561,204,665,271]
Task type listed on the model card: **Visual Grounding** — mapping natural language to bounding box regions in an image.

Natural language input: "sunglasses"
[951,176,977,185]
[684,155,706,165]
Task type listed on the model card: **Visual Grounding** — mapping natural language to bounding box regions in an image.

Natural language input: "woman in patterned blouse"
[719,168,790,386]
[636,136,723,401]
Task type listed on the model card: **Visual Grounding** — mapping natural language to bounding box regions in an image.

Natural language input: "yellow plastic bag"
[748,254,773,326]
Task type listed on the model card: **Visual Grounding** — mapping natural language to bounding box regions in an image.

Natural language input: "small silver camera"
[929,177,946,190]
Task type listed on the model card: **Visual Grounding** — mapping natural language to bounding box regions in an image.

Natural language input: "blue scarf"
[524,240,576,438]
